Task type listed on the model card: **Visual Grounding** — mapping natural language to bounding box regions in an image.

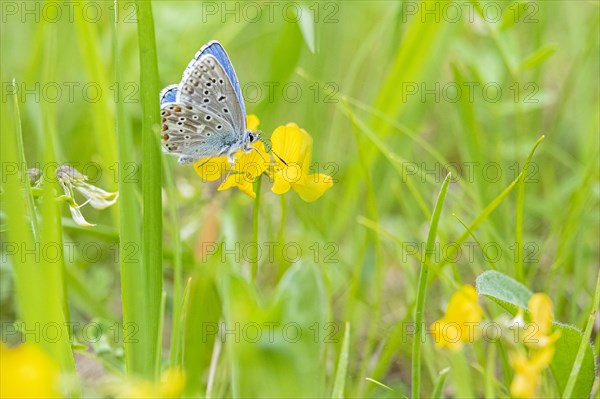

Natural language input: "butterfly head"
[246,130,261,144]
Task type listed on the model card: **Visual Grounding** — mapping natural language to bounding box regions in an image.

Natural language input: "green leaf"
[562,272,600,398]
[221,262,327,398]
[269,20,302,85]
[181,264,222,396]
[552,324,596,398]
[519,45,557,71]
[476,270,532,313]
[500,1,534,31]
[332,322,350,399]
[475,271,596,398]
[431,367,450,399]
[298,5,316,54]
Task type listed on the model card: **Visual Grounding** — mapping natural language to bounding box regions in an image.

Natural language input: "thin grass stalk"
[412,173,451,399]
[164,159,183,368]
[251,175,262,281]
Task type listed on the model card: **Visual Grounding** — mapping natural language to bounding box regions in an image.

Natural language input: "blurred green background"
[1,1,598,397]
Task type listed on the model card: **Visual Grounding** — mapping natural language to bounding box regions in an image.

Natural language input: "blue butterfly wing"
[182,40,246,117]
[160,84,178,104]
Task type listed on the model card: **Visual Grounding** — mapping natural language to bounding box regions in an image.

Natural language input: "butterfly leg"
[221,155,238,183]
[242,145,268,163]
[178,156,199,164]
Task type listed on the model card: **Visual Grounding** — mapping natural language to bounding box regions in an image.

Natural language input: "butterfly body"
[160,41,258,164]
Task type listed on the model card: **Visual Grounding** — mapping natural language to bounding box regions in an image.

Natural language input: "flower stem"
[251,175,262,282]
[412,173,451,399]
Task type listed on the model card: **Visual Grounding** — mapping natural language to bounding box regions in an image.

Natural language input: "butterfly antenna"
[260,137,288,166]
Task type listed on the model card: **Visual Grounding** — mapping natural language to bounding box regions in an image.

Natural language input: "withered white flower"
[56,165,118,227]
[27,168,42,187]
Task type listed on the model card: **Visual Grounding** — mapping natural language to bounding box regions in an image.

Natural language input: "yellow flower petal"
[218,173,256,198]
[509,346,554,398]
[444,285,483,324]
[269,122,333,202]
[271,123,313,171]
[292,174,334,202]
[247,114,260,131]
[117,368,185,398]
[194,156,230,181]
[272,171,292,195]
[528,293,553,337]
[431,285,483,350]
[510,371,538,399]
[160,368,186,398]
[1,343,60,398]
[238,140,269,179]
[430,320,465,351]
[194,140,268,199]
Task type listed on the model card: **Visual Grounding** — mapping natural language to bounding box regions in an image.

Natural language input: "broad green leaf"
[552,324,596,398]
[475,271,595,398]
[221,262,327,398]
[476,270,532,313]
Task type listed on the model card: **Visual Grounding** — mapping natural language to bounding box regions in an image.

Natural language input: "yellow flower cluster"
[431,287,560,398]
[509,294,561,398]
[194,115,333,201]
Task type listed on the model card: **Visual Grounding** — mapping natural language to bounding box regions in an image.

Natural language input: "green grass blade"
[562,271,600,398]
[113,0,143,378]
[251,175,262,281]
[332,322,351,399]
[9,80,39,240]
[39,22,77,378]
[74,6,118,193]
[412,173,452,399]
[136,0,163,379]
[163,159,183,368]
[430,136,546,281]
[514,138,537,282]
[373,1,452,129]
[431,367,450,399]
[1,81,76,378]
[452,213,497,271]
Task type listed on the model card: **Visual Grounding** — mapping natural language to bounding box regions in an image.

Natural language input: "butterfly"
[159,40,261,164]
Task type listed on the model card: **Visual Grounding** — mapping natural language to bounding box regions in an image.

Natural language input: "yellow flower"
[0,343,60,398]
[117,368,185,398]
[217,139,269,199]
[510,346,555,398]
[430,285,483,351]
[527,293,561,348]
[270,123,333,202]
[194,116,334,202]
[509,293,560,398]
[194,115,268,198]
